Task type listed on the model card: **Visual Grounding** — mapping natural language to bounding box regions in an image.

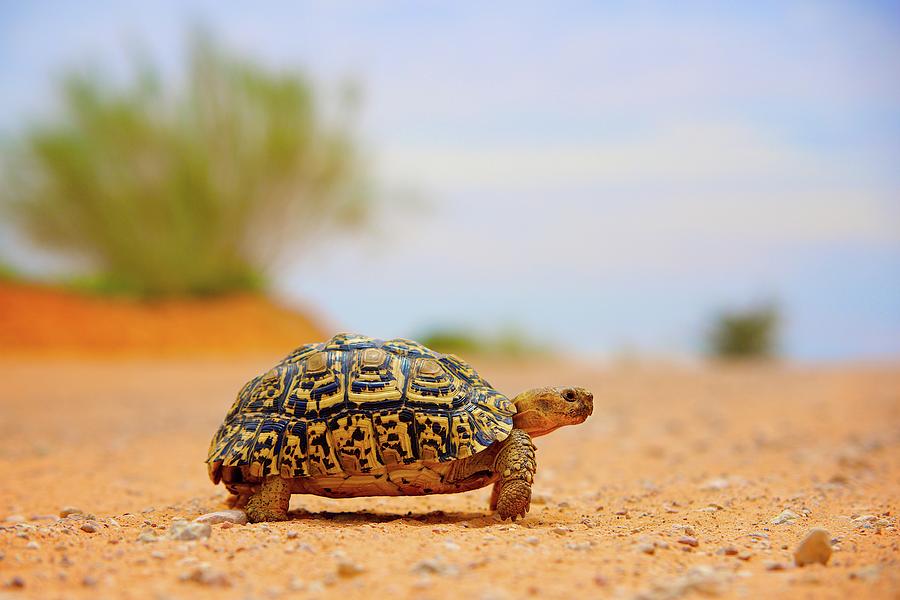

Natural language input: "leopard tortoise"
[207,333,593,522]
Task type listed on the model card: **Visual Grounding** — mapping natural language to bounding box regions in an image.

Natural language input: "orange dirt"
[0,357,898,599]
[0,282,326,356]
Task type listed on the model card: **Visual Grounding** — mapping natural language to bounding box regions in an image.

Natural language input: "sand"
[0,283,325,356]
[0,357,898,599]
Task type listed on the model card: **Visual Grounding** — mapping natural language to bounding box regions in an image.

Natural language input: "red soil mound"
[0,282,327,356]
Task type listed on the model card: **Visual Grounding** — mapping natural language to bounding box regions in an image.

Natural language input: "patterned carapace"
[207,333,515,484]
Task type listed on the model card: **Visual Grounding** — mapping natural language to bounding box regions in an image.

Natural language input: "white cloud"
[376,121,900,255]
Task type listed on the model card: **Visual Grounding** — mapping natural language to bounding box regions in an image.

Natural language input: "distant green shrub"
[0,32,366,297]
[0,261,21,282]
[418,326,547,358]
[418,329,482,355]
[707,304,780,359]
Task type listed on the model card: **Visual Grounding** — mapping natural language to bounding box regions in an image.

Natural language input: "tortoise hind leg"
[246,476,292,522]
[489,481,501,511]
[226,492,251,509]
[492,429,537,521]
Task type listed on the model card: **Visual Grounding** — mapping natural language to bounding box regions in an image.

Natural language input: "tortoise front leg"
[492,429,537,520]
[246,476,291,522]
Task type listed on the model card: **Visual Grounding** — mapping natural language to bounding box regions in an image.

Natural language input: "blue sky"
[2,1,899,359]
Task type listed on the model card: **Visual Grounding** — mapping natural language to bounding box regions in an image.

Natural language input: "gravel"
[636,565,731,599]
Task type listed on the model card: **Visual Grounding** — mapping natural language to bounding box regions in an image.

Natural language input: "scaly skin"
[491,429,537,520]
[246,476,291,523]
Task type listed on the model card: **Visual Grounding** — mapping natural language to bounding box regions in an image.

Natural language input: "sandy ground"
[0,283,325,356]
[0,356,898,599]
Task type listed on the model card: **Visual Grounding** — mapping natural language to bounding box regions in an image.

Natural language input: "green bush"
[418,326,547,358]
[707,304,780,360]
[1,32,366,297]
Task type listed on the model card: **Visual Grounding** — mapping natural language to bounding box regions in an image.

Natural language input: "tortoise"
[207,333,593,522]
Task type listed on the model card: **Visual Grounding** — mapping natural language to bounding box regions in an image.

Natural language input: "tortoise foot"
[245,476,291,523]
[496,480,531,521]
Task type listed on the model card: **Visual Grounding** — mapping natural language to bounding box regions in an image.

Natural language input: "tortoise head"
[511,386,593,437]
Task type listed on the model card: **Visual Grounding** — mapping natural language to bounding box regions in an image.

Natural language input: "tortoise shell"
[207,333,515,484]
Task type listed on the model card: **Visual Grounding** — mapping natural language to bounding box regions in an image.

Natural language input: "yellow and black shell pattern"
[207,333,515,483]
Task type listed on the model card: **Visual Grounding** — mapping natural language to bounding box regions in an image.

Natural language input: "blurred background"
[1,1,898,361]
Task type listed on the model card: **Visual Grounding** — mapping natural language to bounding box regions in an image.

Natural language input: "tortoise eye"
[562,389,576,401]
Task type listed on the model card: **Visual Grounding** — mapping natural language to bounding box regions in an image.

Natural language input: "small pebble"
[765,561,791,571]
[849,565,881,582]
[699,477,731,491]
[673,524,696,536]
[180,564,230,587]
[637,543,655,555]
[287,576,305,591]
[137,529,158,543]
[721,546,739,556]
[565,541,593,552]
[82,575,98,587]
[4,515,25,524]
[678,536,699,547]
[193,510,247,526]
[794,528,832,567]
[59,507,83,518]
[771,509,800,525]
[6,576,25,588]
[411,558,458,577]
[336,557,365,578]
[168,519,211,541]
[80,521,101,533]
[524,536,540,546]
[26,541,40,550]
